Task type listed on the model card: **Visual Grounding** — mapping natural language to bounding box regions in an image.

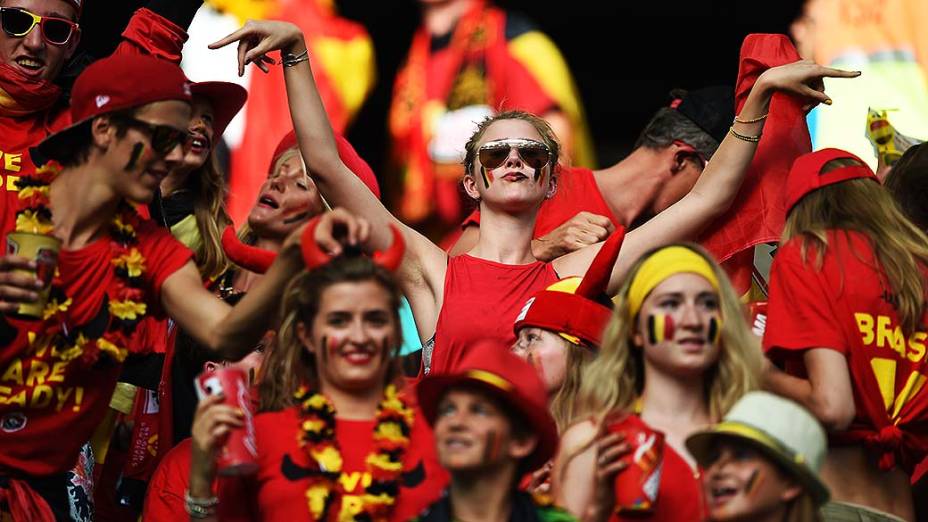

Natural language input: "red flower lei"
[14,162,151,368]
[294,384,415,521]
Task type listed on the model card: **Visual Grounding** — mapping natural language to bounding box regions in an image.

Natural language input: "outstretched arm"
[555,60,860,294]
[209,21,447,341]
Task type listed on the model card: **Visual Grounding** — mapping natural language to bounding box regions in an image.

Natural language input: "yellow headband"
[627,246,720,317]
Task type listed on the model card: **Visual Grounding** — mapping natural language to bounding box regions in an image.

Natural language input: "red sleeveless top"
[427,254,559,375]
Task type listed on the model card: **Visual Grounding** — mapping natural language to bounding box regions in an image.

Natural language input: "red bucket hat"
[37,54,192,161]
[190,81,247,139]
[785,148,879,213]
[416,339,559,472]
[514,227,625,348]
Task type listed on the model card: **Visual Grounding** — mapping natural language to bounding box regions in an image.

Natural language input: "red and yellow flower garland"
[294,384,415,521]
[14,162,150,367]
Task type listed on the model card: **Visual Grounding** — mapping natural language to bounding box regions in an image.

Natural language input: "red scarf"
[0,62,61,117]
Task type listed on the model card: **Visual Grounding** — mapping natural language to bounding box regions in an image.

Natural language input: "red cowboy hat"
[189,81,247,139]
[785,148,879,213]
[514,227,625,348]
[416,339,558,472]
[36,54,191,161]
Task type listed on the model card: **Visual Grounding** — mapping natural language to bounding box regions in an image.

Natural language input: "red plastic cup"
[609,414,664,514]
[195,367,258,476]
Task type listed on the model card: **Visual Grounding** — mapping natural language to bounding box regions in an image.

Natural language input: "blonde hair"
[462,110,562,178]
[257,257,405,412]
[783,166,928,335]
[549,342,595,432]
[190,153,233,280]
[576,243,761,423]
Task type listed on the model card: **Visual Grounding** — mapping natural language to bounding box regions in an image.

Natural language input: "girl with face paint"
[208,20,854,378]
[188,251,449,521]
[553,243,763,522]
[686,392,830,522]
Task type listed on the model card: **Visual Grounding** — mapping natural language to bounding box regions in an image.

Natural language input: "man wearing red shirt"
[450,87,733,261]
[0,0,197,199]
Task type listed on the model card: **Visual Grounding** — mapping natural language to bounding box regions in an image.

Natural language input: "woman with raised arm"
[0,54,342,518]
[210,21,859,375]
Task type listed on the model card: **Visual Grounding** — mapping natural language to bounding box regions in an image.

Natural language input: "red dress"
[428,254,559,375]
[764,230,928,472]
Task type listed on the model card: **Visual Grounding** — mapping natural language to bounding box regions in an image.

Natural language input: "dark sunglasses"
[477,138,551,170]
[0,7,79,46]
[121,117,191,156]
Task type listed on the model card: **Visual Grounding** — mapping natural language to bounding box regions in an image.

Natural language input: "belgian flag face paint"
[647,314,675,344]
[707,317,721,346]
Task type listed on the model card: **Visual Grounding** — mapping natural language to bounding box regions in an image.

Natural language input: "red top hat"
[189,81,247,139]
[416,339,558,472]
[514,227,625,348]
[268,130,381,199]
[37,54,192,161]
[785,148,879,213]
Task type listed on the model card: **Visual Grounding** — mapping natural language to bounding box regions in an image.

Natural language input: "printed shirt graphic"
[218,405,448,521]
[0,191,192,476]
[764,230,928,472]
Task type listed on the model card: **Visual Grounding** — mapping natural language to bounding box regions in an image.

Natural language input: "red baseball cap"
[514,227,625,348]
[269,130,381,199]
[190,81,247,139]
[785,148,879,213]
[37,54,192,161]
[416,339,558,472]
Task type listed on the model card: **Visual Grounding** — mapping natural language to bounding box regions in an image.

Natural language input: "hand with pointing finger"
[209,20,306,76]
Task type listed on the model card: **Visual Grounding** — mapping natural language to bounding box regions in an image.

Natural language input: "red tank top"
[428,255,559,375]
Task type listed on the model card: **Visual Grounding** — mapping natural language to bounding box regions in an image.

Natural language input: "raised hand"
[758,60,861,110]
[209,20,305,76]
[189,394,244,496]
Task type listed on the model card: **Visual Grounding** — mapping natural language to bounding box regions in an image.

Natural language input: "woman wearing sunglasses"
[210,20,859,377]
[0,54,341,520]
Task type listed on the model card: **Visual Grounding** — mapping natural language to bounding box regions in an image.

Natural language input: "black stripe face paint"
[480,166,493,189]
[708,317,720,345]
[124,142,146,171]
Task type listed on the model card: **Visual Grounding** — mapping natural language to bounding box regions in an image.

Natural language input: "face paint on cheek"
[480,166,494,189]
[707,317,721,345]
[483,429,503,462]
[533,166,543,183]
[124,142,150,171]
[744,468,764,498]
[647,314,675,344]
[282,211,310,225]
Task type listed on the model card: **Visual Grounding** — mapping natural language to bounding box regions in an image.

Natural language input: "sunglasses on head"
[121,117,191,156]
[477,138,551,170]
[0,7,79,46]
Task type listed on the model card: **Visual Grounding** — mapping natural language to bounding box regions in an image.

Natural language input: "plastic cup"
[195,367,258,476]
[609,414,665,514]
[5,231,61,319]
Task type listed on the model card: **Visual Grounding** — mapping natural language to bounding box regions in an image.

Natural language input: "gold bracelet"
[734,113,768,124]
[729,126,761,143]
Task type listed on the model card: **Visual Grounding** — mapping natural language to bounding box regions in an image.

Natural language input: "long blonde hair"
[549,342,595,432]
[576,243,761,423]
[783,168,928,335]
[258,257,405,412]
[190,153,233,280]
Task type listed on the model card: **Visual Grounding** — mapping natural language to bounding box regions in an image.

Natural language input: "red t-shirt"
[429,255,559,375]
[764,230,928,472]
[0,8,188,201]
[461,167,620,239]
[0,191,193,476]
[219,405,448,521]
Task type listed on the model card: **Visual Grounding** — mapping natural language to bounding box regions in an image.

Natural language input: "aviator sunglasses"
[0,7,79,46]
[477,138,552,170]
